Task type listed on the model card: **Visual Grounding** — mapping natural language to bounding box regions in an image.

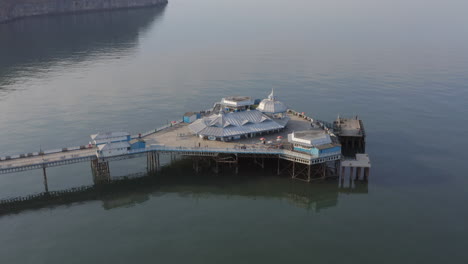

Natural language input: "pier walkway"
[0,113,342,174]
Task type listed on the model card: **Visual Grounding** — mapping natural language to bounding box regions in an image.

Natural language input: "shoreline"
[0,0,168,24]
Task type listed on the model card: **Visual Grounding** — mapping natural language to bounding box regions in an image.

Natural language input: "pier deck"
[341,154,371,168]
[1,113,332,174]
[336,118,363,137]
[144,113,312,149]
[0,148,96,173]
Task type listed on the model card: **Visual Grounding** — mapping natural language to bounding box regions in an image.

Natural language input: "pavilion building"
[188,91,290,141]
[257,89,288,118]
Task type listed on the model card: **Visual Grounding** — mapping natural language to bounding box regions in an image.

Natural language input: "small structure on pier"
[288,129,341,157]
[90,131,131,145]
[129,138,146,150]
[220,96,255,112]
[97,142,130,157]
[183,112,201,123]
[257,89,288,118]
[333,116,366,154]
[341,153,371,182]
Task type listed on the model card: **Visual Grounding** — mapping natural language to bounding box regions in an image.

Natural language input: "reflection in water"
[0,159,368,215]
[0,6,166,93]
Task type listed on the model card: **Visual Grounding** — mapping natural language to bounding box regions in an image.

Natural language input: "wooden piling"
[364,167,370,181]
[277,157,280,175]
[42,166,49,193]
[356,167,361,181]
[292,161,296,179]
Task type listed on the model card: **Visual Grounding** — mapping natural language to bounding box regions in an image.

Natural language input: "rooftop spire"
[268,89,276,101]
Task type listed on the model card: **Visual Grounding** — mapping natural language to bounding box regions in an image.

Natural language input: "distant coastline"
[0,0,168,23]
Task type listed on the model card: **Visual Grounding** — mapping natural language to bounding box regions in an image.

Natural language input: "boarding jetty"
[0,90,371,196]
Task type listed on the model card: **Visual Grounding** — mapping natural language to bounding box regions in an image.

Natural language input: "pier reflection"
[0,5,166,92]
[0,160,368,215]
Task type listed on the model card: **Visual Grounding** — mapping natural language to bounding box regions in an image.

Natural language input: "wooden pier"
[0,110,370,196]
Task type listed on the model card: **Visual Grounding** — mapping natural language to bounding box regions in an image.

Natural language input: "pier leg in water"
[147,152,158,174]
[277,157,280,175]
[42,166,49,193]
[364,167,370,181]
[334,160,340,177]
[340,166,345,187]
[292,161,296,179]
[193,157,200,173]
[356,167,362,181]
[321,164,326,179]
[214,160,219,174]
[91,159,111,184]
[349,167,354,187]
[156,152,160,171]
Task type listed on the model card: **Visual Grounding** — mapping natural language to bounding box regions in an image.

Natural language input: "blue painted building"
[129,138,146,150]
[288,129,341,157]
[183,112,201,123]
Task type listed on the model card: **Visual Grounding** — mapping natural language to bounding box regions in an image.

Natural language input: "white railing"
[132,119,184,139]
[1,145,95,162]
[130,145,340,162]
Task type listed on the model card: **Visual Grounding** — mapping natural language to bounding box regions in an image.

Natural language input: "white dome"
[257,90,287,114]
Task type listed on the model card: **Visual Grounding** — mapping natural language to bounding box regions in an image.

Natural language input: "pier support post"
[42,165,49,193]
[253,157,265,169]
[356,167,362,181]
[193,157,200,174]
[156,152,160,171]
[214,161,219,174]
[321,163,326,179]
[147,152,158,173]
[335,160,340,177]
[364,167,370,181]
[292,161,296,179]
[277,157,280,175]
[91,159,110,185]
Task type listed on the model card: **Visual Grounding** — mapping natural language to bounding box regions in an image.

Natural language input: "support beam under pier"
[42,165,49,193]
[91,159,110,185]
[147,151,160,173]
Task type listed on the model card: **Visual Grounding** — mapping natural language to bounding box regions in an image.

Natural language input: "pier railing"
[127,145,341,165]
[0,119,186,161]
[287,109,333,129]
[132,119,184,139]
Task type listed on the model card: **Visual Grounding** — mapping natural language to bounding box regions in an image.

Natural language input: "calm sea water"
[1,0,468,263]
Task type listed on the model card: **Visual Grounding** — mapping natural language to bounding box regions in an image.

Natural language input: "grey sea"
[1,0,467,263]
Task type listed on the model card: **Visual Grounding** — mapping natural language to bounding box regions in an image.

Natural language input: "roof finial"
[268,89,276,101]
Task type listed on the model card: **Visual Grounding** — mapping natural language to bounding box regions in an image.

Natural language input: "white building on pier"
[188,91,290,141]
[90,132,131,145]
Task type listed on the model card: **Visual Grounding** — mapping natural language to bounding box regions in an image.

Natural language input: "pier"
[0,92,371,202]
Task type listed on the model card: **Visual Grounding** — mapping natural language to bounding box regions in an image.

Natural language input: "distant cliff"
[0,0,168,23]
